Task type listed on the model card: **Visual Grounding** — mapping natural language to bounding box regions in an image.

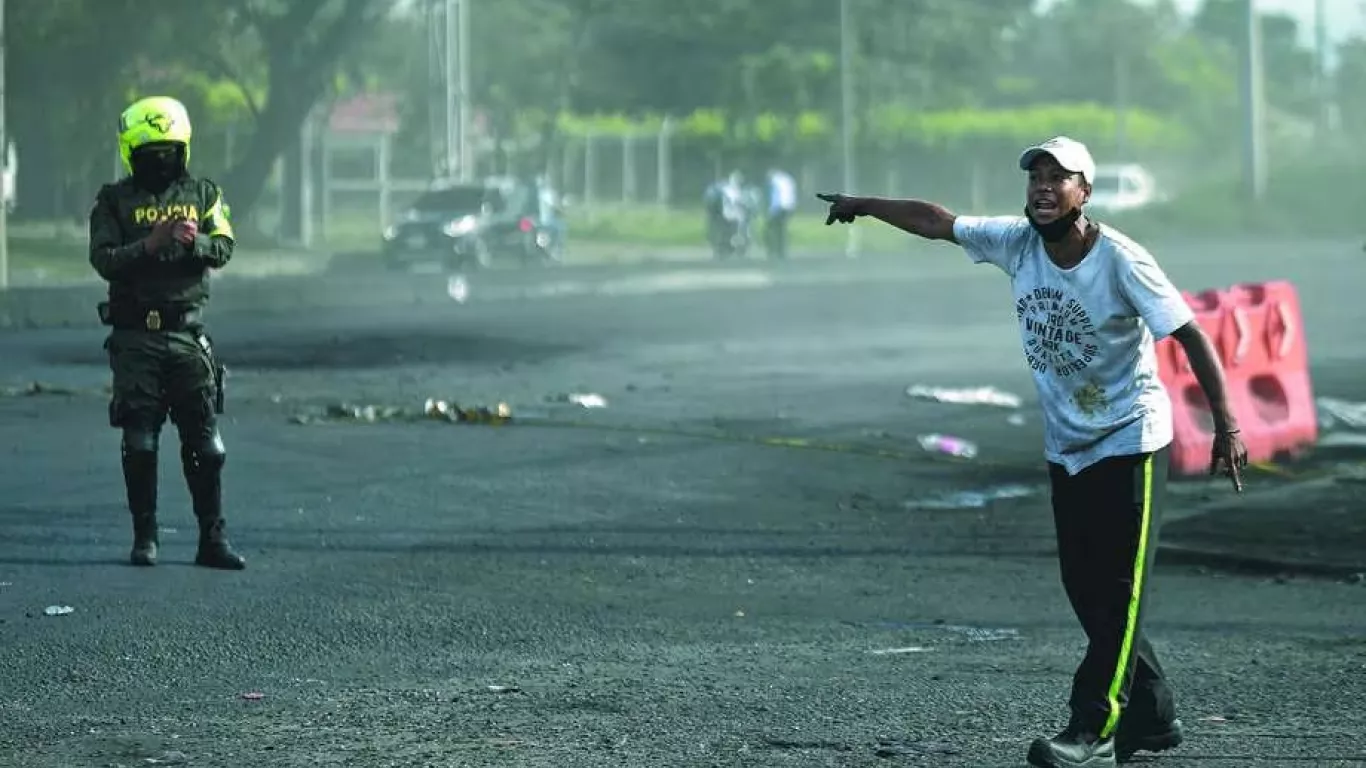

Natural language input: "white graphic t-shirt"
[952,215,1195,476]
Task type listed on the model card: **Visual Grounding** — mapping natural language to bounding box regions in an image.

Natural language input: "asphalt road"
[2,235,1365,767]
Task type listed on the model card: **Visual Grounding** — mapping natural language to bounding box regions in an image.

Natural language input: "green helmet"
[118,96,192,173]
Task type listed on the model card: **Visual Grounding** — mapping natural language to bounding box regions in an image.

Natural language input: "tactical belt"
[101,303,202,332]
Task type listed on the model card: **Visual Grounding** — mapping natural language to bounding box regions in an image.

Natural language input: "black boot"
[1027,724,1116,768]
[182,444,245,571]
[195,515,246,570]
[1116,718,1183,763]
[121,443,159,567]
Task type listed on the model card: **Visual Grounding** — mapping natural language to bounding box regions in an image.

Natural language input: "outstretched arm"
[817,193,958,241]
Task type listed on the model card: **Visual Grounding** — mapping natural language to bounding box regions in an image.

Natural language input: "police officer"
[89,96,245,570]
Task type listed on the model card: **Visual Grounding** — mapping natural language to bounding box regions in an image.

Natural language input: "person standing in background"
[764,167,797,260]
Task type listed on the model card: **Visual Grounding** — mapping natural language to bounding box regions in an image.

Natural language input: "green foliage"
[8,0,1349,232]
[550,102,1186,156]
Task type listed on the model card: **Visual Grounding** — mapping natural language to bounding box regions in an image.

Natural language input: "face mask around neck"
[1024,206,1082,243]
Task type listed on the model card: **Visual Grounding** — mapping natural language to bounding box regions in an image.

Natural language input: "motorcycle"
[516,216,565,266]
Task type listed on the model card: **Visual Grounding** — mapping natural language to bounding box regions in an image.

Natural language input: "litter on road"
[906,384,1023,409]
[291,400,516,426]
[878,620,1021,643]
[43,605,74,616]
[904,484,1038,510]
[1,381,84,398]
[1318,397,1366,430]
[917,433,978,459]
[546,392,609,408]
[868,646,932,655]
[1315,398,1366,449]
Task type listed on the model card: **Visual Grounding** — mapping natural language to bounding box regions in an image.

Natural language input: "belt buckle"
[144,310,162,331]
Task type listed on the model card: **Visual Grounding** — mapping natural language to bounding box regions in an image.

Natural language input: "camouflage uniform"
[89,96,245,570]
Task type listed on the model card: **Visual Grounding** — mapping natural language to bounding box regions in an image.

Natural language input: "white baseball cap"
[1018,136,1096,185]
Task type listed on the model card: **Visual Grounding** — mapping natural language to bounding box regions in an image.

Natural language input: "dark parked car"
[381,177,565,270]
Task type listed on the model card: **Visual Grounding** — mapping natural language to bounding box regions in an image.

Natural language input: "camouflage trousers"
[105,328,223,438]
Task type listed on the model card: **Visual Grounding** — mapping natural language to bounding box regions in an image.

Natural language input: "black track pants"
[1049,446,1177,738]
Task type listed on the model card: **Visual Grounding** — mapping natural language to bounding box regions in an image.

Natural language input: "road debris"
[906,384,1022,409]
[878,620,1021,642]
[325,403,406,423]
[1319,397,1366,430]
[937,624,1019,642]
[868,646,932,655]
[546,392,609,409]
[143,750,189,765]
[424,398,512,424]
[916,433,978,459]
[1317,398,1366,448]
[1,381,80,398]
[239,691,265,701]
[904,484,1038,510]
[43,605,75,617]
[486,684,521,694]
[291,399,514,426]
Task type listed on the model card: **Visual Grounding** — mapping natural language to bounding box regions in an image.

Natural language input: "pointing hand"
[817,192,861,225]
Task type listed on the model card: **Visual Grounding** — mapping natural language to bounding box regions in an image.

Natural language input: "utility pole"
[1114,48,1129,161]
[443,0,459,180]
[1240,0,1266,202]
[426,0,444,177]
[436,0,473,181]
[456,0,472,181]
[0,0,9,291]
[839,0,859,258]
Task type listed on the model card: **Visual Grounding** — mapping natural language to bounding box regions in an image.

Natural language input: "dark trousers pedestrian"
[765,209,791,260]
[1049,446,1176,739]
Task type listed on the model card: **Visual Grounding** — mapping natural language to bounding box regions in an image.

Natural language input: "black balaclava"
[1025,205,1083,243]
[130,143,187,195]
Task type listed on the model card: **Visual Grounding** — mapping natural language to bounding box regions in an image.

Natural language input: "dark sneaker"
[130,538,158,567]
[1027,727,1117,768]
[1117,718,1184,762]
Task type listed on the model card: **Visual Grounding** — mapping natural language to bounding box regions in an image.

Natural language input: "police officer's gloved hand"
[142,219,177,257]
[173,219,199,246]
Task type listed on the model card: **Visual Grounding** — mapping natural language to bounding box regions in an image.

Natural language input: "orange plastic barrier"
[1156,281,1317,476]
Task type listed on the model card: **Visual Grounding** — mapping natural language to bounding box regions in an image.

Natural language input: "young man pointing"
[820,136,1248,768]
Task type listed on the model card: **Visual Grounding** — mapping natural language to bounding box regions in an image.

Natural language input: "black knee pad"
[181,429,226,473]
[121,427,160,457]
